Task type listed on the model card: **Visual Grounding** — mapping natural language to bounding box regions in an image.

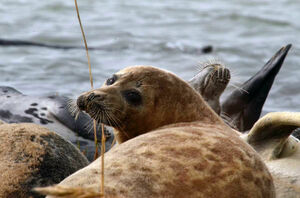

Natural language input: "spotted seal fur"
[42,65,275,198]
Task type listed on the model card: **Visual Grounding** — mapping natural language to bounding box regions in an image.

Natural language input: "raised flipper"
[221,44,292,132]
[246,112,299,159]
[188,63,230,114]
[244,112,300,197]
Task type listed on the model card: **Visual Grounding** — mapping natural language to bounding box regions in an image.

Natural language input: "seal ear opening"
[246,112,300,159]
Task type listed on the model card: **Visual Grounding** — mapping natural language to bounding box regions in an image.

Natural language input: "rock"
[0,123,89,198]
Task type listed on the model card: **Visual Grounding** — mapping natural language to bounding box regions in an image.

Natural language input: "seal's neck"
[113,76,228,144]
[114,97,227,144]
[114,129,130,144]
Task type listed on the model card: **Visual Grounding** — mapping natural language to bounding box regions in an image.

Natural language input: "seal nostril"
[88,93,106,101]
[77,95,86,111]
[87,93,95,102]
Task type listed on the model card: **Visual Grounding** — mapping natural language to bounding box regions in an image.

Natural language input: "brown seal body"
[48,66,274,198]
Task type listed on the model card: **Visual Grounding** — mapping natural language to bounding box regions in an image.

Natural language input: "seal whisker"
[102,110,112,126]
[105,110,130,139]
[102,103,123,113]
[67,99,80,118]
[105,109,122,129]
[84,119,95,134]
[220,112,238,130]
[95,109,103,123]
[196,58,223,72]
[229,83,249,94]
[110,114,122,129]
[74,111,80,120]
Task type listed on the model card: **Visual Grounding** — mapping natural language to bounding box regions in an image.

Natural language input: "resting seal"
[41,66,275,198]
[188,45,291,132]
[243,112,300,197]
[0,86,114,161]
[221,44,291,132]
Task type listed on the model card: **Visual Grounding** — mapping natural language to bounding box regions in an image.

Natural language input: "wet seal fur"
[44,66,275,198]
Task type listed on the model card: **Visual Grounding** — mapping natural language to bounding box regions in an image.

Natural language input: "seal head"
[77,66,221,143]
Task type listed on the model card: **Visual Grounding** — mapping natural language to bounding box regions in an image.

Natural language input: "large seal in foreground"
[41,66,274,198]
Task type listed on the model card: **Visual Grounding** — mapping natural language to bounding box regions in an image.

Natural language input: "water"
[0,0,299,113]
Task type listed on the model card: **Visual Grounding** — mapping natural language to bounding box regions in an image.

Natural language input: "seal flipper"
[221,44,292,132]
[245,112,300,159]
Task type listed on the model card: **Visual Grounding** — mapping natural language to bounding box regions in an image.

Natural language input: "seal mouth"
[76,93,120,127]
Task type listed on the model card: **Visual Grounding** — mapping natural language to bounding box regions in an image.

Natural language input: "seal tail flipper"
[221,44,292,132]
[245,112,300,159]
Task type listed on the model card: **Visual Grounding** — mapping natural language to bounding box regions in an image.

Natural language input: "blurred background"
[0,0,299,113]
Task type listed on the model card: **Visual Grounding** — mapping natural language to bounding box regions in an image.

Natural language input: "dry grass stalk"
[101,124,106,193]
[77,0,103,196]
[35,1,106,197]
[34,186,102,198]
[74,0,99,161]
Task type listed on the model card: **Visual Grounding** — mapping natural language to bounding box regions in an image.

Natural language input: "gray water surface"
[0,0,299,113]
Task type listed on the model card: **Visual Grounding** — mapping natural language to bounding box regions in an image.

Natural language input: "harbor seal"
[221,44,291,132]
[243,112,300,197]
[0,86,114,161]
[188,45,291,132]
[41,66,275,198]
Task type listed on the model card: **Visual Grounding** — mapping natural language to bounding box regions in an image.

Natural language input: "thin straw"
[74,0,104,196]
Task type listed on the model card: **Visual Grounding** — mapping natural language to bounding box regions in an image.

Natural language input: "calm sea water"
[0,0,299,113]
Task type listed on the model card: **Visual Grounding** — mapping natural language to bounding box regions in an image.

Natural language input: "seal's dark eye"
[122,90,142,106]
[106,75,117,85]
